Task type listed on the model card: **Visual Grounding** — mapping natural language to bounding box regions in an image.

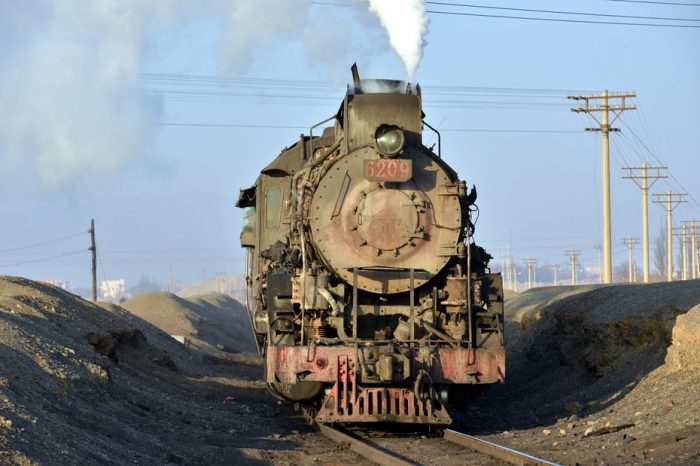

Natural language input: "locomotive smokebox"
[311,72,463,294]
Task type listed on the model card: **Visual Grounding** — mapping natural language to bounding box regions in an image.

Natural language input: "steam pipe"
[318,288,341,316]
[422,321,458,348]
[300,220,306,345]
[466,236,473,348]
[292,136,343,346]
[328,316,351,340]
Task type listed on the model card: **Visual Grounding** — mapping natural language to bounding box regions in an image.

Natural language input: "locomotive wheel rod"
[317,424,412,466]
[443,429,561,466]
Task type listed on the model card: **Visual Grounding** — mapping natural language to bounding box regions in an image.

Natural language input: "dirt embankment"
[120,291,255,354]
[0,276,360,465]
[665,303,700,371]
[461,280,700,465]
[1,274,699,465]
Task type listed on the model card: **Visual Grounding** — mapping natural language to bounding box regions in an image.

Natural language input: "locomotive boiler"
[236,66,504,425]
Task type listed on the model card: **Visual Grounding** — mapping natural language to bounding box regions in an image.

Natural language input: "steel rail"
[444,429,561,466]
[317,424,412,466]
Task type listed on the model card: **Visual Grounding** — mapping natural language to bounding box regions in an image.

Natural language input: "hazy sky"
[1,0,698,291]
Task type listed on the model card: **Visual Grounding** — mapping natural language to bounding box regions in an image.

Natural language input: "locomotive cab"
[237,66,504,424]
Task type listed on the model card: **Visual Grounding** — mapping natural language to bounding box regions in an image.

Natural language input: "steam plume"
[0,2,171,188]
[0,1,416,188]
[368,0,429,81]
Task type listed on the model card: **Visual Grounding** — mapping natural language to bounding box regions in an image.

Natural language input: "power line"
[97,250,109,283]
[608,0,700,6]
[0,232,87,254]
[154,95,572,110]
[24,257,242,265]
[142,72,591,110]
[142,72,593,95]
[0,249,87,268]
[159,123,306,129]
[618,118,700,216]
[426,2,700,21]
[440,129,582,133]
[153,95,572,109]
[102,247,240,253]
[426,8,700,27]
[314,0,700,12]
[157,122,583,133]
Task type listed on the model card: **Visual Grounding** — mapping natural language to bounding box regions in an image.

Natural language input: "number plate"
[363,159,412,182]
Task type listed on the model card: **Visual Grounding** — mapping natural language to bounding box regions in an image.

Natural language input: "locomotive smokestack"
[351,63,362,93]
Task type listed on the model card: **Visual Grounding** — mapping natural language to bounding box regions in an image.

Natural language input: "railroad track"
[317,424,562,466]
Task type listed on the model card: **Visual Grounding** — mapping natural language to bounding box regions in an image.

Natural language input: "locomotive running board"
[315,356,452,424]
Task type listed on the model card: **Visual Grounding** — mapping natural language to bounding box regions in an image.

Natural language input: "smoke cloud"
[367,0,429,81]
[0,1,176,188]
[0,1,417,188]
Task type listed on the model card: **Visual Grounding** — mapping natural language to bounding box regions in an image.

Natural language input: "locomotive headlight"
[375,124,405,156]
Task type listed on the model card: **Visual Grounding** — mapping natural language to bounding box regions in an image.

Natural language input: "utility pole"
[569,90,636,284]
[504,246,513,291]
[566,250,581,285]
[622,164,667,283]
[504,260,513,291]
[501,246,506,285]
[594,244,603,283]
[552,264,559,286]
[683,224,693,281]
[652,191,687,281]
[89,219,97,302]
[621,237,640,283]
[672,226,689,280]
[525,258,537,290]
[682,220,699,279]
[694,221,699,279]
[695,222,700,279]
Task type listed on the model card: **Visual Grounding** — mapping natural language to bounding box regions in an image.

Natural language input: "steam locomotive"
[236,66,504,425]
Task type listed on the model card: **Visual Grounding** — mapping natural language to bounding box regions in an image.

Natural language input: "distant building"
[101,279,129,301]
[39,279,69,290]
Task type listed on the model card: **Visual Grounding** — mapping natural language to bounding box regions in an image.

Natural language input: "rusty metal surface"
[266,345,504,385]
[261,135,326,175]
[435,347,505,384]
[346,93,422,152]
[309,146,462,294]
[237,68,506,424]
[315,356,452,424]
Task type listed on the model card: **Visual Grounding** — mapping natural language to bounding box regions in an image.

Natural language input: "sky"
[0,0,698,292]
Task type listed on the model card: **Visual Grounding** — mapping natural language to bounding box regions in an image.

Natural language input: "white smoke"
[0,1,414,188]
[359,80,408,94]
[367,0,429,81]
[218,0,310,72]
[0,1,178,188]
